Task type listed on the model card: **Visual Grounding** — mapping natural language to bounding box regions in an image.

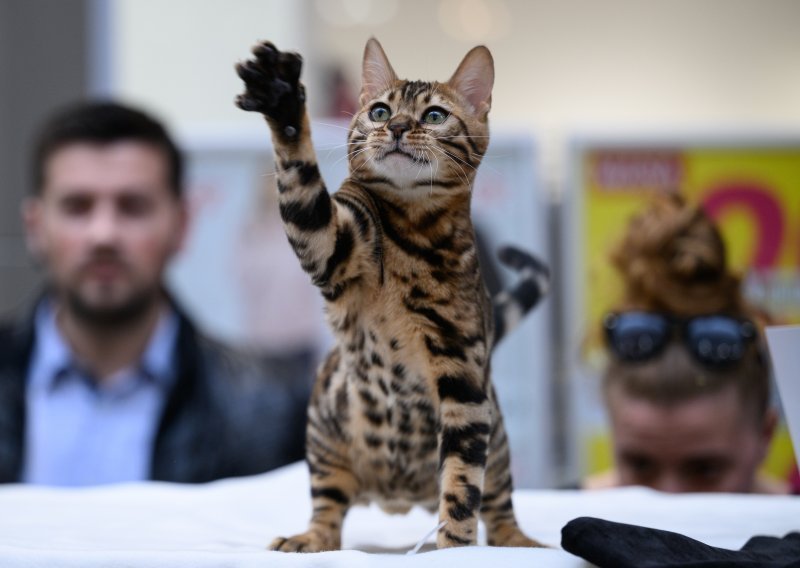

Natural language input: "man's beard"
[64,285,161,329]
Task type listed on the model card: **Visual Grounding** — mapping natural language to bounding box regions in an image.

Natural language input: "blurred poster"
[583,146,800,357]
[569,139,800,480]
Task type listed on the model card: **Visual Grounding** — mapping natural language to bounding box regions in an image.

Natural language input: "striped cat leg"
[270,352,358,552]
[237,42,374,297]
[479,415,545,547]
[436,374,493,548]
[271,396,358,551]
[269,463,359,552]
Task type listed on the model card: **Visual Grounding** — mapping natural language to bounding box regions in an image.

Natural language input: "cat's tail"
[492,245,550,346]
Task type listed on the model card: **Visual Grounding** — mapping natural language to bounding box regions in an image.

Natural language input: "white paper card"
[765,325,800,460]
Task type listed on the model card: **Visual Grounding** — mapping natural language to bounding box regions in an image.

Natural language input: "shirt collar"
[28,298,180,392]
[138,307,179,387]
[28,299,73,392]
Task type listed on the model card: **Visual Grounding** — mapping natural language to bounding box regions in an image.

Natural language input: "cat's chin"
[368,161,444,190]
[381,149,416,161]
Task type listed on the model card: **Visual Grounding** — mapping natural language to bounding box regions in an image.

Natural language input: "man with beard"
[0,102,307,486]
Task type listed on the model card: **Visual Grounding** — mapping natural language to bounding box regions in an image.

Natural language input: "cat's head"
[347,38,494,196]
[611,194,744,315]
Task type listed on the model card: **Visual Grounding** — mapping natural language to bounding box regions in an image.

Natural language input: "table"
[1,462,798,567]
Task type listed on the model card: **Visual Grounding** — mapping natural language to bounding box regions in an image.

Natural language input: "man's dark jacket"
[0,303,308,483]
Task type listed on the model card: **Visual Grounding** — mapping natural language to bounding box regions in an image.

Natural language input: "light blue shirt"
[22,301,179,486]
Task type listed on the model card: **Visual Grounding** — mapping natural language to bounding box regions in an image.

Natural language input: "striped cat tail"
[492,245,550,345]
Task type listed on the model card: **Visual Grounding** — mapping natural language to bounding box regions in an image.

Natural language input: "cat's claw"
[235,41,306,136]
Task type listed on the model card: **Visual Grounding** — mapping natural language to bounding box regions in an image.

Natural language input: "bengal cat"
[236,37,548,552]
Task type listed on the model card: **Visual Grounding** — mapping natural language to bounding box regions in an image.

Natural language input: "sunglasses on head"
[603,311,757,368]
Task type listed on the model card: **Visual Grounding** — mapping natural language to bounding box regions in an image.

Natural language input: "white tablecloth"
[1,461,798,567]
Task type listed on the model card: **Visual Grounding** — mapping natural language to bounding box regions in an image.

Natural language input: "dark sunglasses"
[603,311,757,368]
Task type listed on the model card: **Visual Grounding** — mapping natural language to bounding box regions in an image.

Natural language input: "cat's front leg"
[436,375,493,548]
[268,353,360,553]
[268,464,359,553]
[236,42,374,296]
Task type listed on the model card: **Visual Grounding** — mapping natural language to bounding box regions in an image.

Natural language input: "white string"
[406,520,447,555]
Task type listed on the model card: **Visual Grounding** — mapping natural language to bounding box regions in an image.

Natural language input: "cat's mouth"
[381,148,415,160]
[379,144,430,164]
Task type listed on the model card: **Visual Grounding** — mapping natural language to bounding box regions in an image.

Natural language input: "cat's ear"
[448,46,494,118]
[360,37,398,106]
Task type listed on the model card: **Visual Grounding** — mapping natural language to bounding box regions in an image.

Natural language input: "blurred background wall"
[1,0,798,487]
[107,0,800,182]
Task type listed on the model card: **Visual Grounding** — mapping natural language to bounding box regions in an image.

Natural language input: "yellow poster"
[580,145,800,478]
[584,147,800,334]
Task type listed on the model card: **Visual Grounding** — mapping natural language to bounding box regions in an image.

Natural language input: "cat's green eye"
[422,107,448,125]
[369,104,391,122]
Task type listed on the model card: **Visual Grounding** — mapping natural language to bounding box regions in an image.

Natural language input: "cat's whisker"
[351,149,380,175]
[336,146,376,169]
[415,149,428,178]
[432,155,441,196]
[432,145,478,173]
[426,134,504,171]
[316,139,368,150]
[425,135,503,176]
[343,143,376,156]
[333,144,378,164]
[429,134,492,139]
[423,146,437,196]
[313,120,355,133]
[428,145,471,186]
[318,140,371,163]
[433,145,489,181]
[430,146,469,185]
[348,147,377,161]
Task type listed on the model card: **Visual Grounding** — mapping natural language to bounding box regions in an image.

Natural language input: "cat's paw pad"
[268,531,336,553]
[235,41,305,132]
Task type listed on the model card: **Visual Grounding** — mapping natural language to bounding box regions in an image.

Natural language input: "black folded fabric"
[561,516,800,568]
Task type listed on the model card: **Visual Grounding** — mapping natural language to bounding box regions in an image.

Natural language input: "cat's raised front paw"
[235,41,306,137]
